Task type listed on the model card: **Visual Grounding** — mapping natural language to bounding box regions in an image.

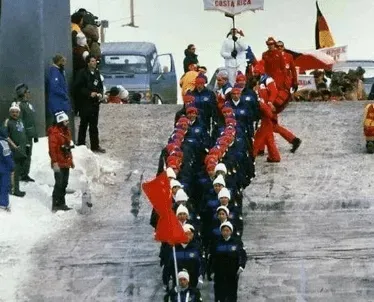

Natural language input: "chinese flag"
[315,1,335,49]
[155,209,188,245]
[142,171,172,216]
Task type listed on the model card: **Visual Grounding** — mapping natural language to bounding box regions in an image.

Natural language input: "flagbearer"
[164,270,203,302]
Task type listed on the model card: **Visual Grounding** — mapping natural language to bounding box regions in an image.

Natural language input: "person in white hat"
[176,204,189,226]
[218,187,243,237]
[165,269,203,302]
[212,175,225,195]
[4,102,27,197]
[166,167,177,180]
[214,163,227,177]
[207,221,247,301]
[170,179,183,197]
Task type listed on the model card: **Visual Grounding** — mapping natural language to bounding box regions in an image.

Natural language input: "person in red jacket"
[48,111,75,212]
[262,37,287,90]
[252,64,281,162]
[277,41,298,92]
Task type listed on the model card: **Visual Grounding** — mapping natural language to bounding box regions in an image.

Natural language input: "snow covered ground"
[0,138,120,302]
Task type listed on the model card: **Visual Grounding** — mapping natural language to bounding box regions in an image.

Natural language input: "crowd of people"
[150,31,302,302]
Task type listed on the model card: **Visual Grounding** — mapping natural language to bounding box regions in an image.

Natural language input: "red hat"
[183,94,195,104]
[218,135,233,146]
[171,132,185,142]
[223,126,236,137]
[206,163,216,173]
[167,155,182,169]
[253,62,265,75]
[266,37,276,45]
[231,84,242,94]
[222,106,234,116]
[186,106,198,115]
[170,150,183,159]
[166,143,181,154]
[195,74,206,85]
[236,71,246,83]
[225,117,237,127]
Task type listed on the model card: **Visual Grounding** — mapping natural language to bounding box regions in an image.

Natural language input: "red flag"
[155,209,188,245]
[142,171,172,216]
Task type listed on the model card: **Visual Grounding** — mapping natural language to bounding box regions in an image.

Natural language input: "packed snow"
[0,137,120,302]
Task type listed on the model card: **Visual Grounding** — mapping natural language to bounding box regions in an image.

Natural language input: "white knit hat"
[183,223,195,232]
[166,167,176,179]
[178,270,190,281]
[117,85,129,100]
[214,163,227,174]
[55,111,69,123]
[218,187,231,200]
[216,205,230,216]
[220,221,233,232]
[9,102,20,112]
[213,175,226,187]
[170,179,183,189]
[176,204,189,216]
[175,189,188,202]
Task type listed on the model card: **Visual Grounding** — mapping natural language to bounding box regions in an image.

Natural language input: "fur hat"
[218,187,231,200]
[178,270,190,281]
[175,189,188,202]
[214,163,227,174]
[9,102,20,112]
[220,221,233,232]
[176,204,189,216]
[216,205,230,216]
[213,175,226,187]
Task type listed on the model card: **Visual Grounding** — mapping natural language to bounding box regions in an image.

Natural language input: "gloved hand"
[52,163,60,173]
[292,83,299,93]
[237,267,244,276]
[231,49,238,59]
[197,275,204,289]
[232,35,238,42]
[33,137,39,143]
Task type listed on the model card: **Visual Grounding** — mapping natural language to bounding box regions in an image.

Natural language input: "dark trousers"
[52,168,70,205]
[0,172,11,207]
[77,107,99,150]
[214,273,239,302]
[12,158,26,193]
[21,138,33,178]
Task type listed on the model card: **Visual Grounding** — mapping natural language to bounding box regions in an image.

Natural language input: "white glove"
[197,275,204,289]
[52,163,60,173]
[237,267,244,276]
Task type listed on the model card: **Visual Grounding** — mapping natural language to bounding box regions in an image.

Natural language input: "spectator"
[15,83,38,182]
[0,126,14,211]
[73,55,106,153]
[48,111,74,212]
[4,103,27,197]
[71,12,85,47]
[46,54,71,122]
[180,64,199,96]
[183,44,199,74]
[73,32,90,77]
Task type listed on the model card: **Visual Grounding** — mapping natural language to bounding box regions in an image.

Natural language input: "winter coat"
[220,36,247,69]
[208,236,247,278]
[17,99,37,139]
[184,118,211,152]
[0,128,14,174]
[180,71,199,96]
[82,24,101,59]
[48,125,73,168]
[4,118,27,160]
[262,49,287,89]
[282,51,298,89]
[227,98,256,138]
[46,65,71,115]
[183,49,199,73]
[73,45,90,74]
[190,87,217,132]
[166,287,202,302]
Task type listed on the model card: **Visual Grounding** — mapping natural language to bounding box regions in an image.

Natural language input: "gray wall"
[0,0,72,136]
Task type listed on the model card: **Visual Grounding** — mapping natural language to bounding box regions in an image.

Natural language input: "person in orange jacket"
[48,111,75,212]
[363,103,374,153]
[262,37,287,90]
[180,63,199,96]
[252,64,281,162]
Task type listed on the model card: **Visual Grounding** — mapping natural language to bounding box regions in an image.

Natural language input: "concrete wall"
[0,0,72,136]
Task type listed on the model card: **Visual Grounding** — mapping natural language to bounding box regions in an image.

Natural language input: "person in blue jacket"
[0,127,14,210]
[46,54,71,120]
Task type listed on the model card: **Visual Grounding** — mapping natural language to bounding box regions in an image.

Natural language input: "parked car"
[100,42,177,104]
[332,60,374,97]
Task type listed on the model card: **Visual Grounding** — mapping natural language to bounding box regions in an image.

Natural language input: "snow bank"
[0,137,120,302]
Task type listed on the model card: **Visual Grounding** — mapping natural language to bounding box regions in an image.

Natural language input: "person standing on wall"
[73,55,106,153]
[15,83,38,182]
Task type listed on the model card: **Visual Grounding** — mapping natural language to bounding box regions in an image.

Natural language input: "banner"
[297,75,316,91]
[318,45,348,62]
[203,0,264,15]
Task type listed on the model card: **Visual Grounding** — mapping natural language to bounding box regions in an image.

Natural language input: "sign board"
[318,45,348,62]
[203,0,264,15]
[298,75,316,91]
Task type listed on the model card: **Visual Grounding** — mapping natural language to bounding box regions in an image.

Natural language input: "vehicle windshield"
[100,55,149,74]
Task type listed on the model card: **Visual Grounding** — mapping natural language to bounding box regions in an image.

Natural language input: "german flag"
[315,1,335,49]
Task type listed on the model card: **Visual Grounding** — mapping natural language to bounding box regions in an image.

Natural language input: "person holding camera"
[73,55,106,153]
[15,83,38,182]
[4,103,27,197]
[48,111,75,212]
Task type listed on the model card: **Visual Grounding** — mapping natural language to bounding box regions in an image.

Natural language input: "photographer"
[73,55,106,153]
[48,111,75,212]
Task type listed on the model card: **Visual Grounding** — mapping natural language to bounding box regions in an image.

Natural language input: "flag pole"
[172,245,181,302]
